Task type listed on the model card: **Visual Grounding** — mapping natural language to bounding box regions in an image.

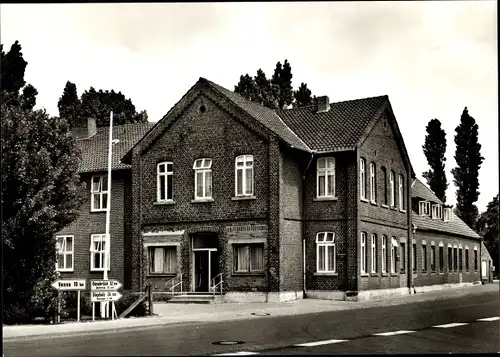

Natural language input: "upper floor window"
[157,162,173,202]
[443,207,452,221]
[432,204,442,219]
[419,201,431,216]
[91,175,108,212]
[381,166,388,205]
[56,235,74,272]
[360,158,367,200]
[317,157,336,198]
[390,170,395,207]
[316,232,336,273]
[369,163,376,203]
[235,155,254,197]
[194,158,212,199]
[398,174,405,210]
[90,234,110,271]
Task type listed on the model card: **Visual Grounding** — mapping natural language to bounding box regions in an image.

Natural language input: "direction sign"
[91,280,122,291]
[51,279,86,291]
[91,291,122,302]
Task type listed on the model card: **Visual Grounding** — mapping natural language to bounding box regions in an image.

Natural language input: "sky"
[1,1,497,212]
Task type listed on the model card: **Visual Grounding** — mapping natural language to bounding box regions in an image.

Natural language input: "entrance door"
[194,251,209,292]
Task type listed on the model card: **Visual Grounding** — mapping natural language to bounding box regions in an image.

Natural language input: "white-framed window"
[90,234,110,271]
[361,232,367,274]
[400,242,406,273]
[398,174,404,210]
[390,171,395,207]
[381,235,387,273]
[369,163,376,203]
[422,243,427,272]
[317,157,336,198]
[430,244,436,272]
[381,166,388,205]
[148,246,177,274]
[193,158,212,199]
[391,237,398,273]
[443,208,452,221]
[370,234,377,273]
[419,201,431,216]
[91,175,108,212]
[316,232,336,273]
[157,162,173,202]
[56,235,74,271]
[432,204,443,219]
[235,155,254,197]
[360,158,366,200]
[233,243,264,272]
[459,245,463,271]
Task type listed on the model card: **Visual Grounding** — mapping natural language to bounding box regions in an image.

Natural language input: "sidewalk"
[3,282,498,341]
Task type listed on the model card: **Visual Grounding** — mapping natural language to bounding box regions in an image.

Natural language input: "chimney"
[71,117,97,139]
[316,96,330,113]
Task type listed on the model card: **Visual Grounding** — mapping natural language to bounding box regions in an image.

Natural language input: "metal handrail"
[210,273,223,297]
[167,273,183,297]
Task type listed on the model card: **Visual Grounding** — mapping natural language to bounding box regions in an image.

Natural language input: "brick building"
[55,77,490,303]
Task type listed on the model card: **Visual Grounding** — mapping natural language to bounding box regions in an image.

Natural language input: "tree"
[451,107,484,227]
[254,69,276,108]
[422,119,448,202]
[57,81,81,127]
[271,60,294,109]
[78,87,148,127]
[2,103,84,323]
[234,74,259,103]
[1,41,38,110]
[293,82,314,108]
[476,195,499,277]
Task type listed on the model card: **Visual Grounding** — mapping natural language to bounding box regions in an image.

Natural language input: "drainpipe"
[302,152,315,298]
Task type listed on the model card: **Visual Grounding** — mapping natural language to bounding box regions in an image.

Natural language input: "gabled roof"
[77,122,154,173]
[203,79,311,152]
[276,95,389,153]
[411,178,481,240]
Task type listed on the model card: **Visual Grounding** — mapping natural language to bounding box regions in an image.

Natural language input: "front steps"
[153,291,223,304]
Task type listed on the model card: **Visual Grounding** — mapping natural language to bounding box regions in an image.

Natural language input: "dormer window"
[443,208,452,222]
[419,201,431,216]
[431,204,442,219]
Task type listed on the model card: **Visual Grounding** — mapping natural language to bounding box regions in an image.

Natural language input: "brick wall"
[412,231,481,286]
[55,170,127,289]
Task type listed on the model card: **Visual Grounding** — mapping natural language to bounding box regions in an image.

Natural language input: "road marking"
[432,323,469,328]
[294,339,349,347]
[214,352,260,356]
[373,330,416,336]
[477,316,500,322]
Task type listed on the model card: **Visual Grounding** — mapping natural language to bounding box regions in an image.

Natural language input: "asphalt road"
[4,291,499,356]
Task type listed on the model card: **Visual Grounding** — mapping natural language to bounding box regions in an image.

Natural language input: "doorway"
[191,233,219,292]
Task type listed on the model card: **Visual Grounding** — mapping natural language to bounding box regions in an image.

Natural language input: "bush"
[61,291,93,319]
[114,292,149,318]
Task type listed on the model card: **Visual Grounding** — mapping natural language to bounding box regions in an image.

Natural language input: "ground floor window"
[90,234,110,271]
[465,248,469,271]
[234,243,264,273]
[56,235,74,271]
[400,242,406,273]
[474,248,478,270]
[430,245,436,272]
[448,247,453,271]
[459,248,463,271]
[439,246,444,271]
[381,235,387,273]
[148,246,177,274]
[422,244,427,272]
[453,247,458,271]
[412,243,416,273]
[316,232,336,273]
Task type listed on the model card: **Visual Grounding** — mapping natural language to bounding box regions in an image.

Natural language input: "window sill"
[154,200,176,205]
[370,201,378,206]
[381,204,389,209]
[430,271,436,275]
[400,209,406,213]
[90,269,111,272]
[391,206,398,211]
[56,269,74,273]
[147,273,176,277]
[232,272,265,276]
[90,209,107,213]
[360,273,369,277]
[231,196,256,201]
[314,272,338,276]
[360,198,369,203]
[191,198,214,203]
[390,273,398,277]
[313,196,338,202]
[381,273,388,277]
[400,271,406,274]
[370,272,379,277]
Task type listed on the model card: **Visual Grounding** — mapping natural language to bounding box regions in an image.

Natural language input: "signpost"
[91,278,122,321]
[51,279,86,322]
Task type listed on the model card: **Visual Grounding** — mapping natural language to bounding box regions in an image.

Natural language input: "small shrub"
[114,292,149,318]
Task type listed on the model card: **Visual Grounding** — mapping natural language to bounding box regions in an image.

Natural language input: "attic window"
[383,120,388,130]
[199,105,206,114]
[419,201,430,216]
[443,208,453,222]
[431,204,442,219]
